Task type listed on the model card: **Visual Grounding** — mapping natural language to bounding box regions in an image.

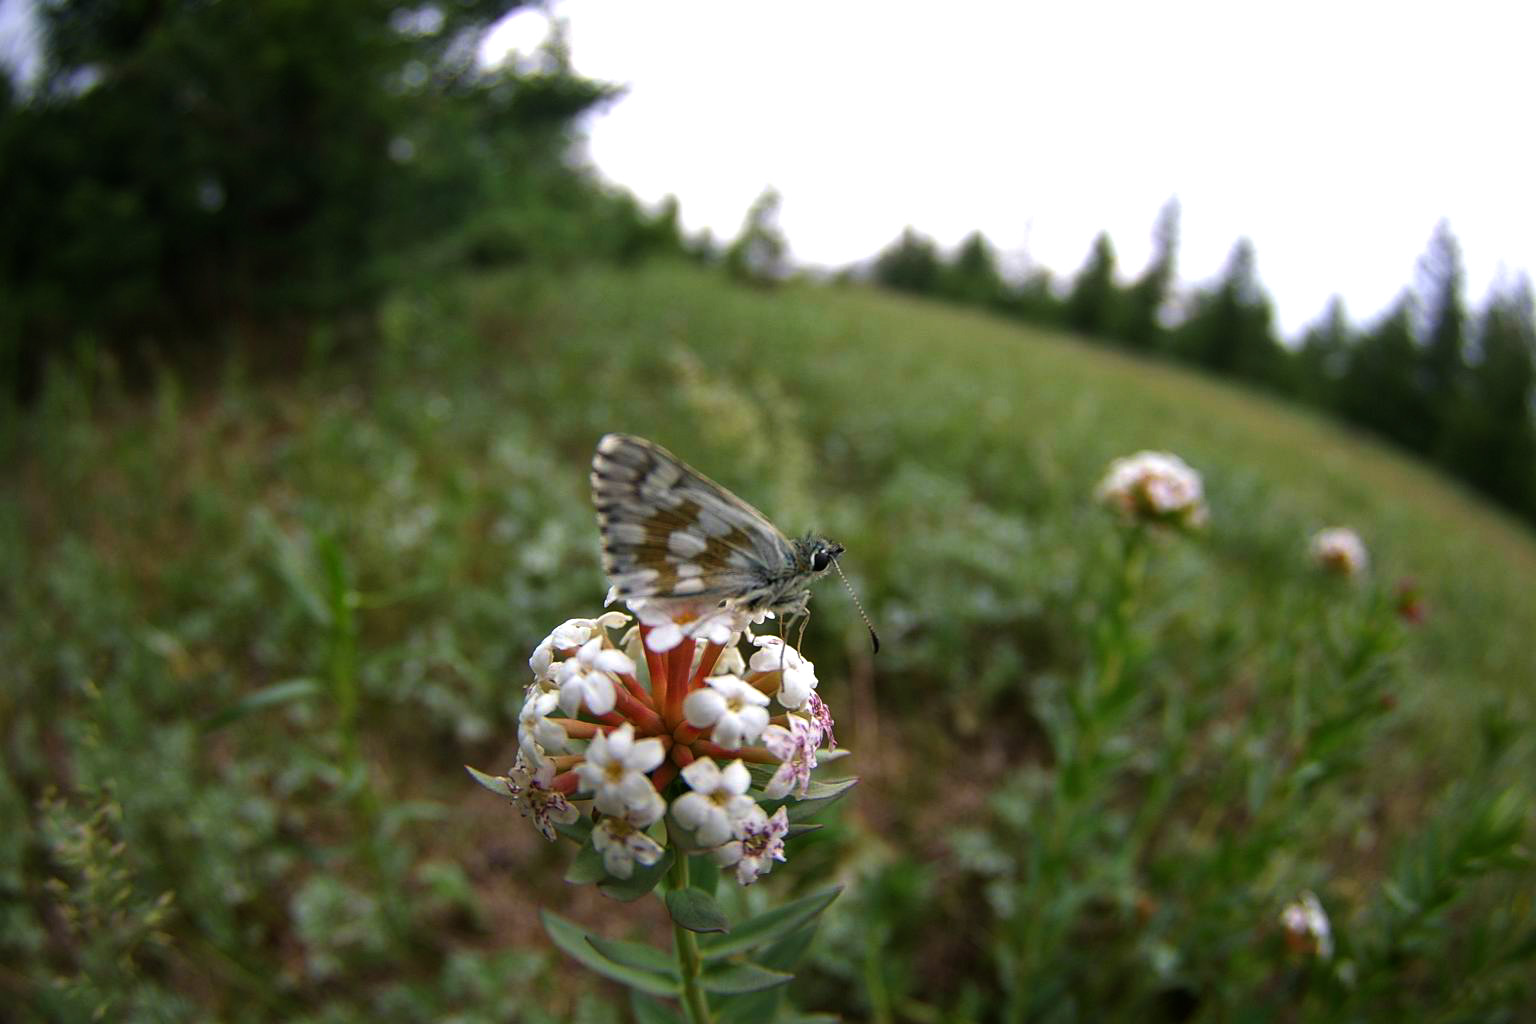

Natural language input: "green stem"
[668,852,711,1024]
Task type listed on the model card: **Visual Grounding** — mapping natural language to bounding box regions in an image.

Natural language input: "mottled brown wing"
[590,434,796,603]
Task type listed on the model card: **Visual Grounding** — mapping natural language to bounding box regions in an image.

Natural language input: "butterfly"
[590,433,877,650]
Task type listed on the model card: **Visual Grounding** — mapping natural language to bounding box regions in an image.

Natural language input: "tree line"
[0,0,692,397]
[861,203,1536,524]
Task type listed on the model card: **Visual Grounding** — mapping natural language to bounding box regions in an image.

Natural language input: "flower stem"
[668,849,712,1024]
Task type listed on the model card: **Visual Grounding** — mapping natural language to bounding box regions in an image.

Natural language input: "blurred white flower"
[592,818,665,879]
[531,611,629,683]
[630,598,756,653]
[518,689,567,755]
[556,636,636,716]
[575,724,665,821]
[1310,527,1368,577]
[1280,891,1333,959]
[1096,451,1208,528]
[671,758,758,846]
[503,753,579,842]
[683,675,771,749]
[749,637,819,710]
[713,806,789,885]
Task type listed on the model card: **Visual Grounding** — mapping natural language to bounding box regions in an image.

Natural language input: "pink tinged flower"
[1280,891,1333,959]
[672,758,758,847]
[505,753,580,842]
[1095,451,1207,528]
[805,692,836,750]
[761,718,818,800]
[1310,527,1368,577]
[574,723,666,821]
[683,675,771,750]
[556,636,636,716]
[518,689,567,754]
[749,637,819,710]
[712,806,790,885]
[592,818,665,879]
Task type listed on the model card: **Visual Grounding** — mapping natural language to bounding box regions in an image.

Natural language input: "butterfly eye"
[811,549,833,573]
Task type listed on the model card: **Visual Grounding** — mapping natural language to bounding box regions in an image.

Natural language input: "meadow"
[5,263,1534,1021]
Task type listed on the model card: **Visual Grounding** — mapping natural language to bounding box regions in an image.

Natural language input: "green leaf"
[540,911,679,997]
[755,921,820,971]
[666,887,730,933]
[464,764,512,796]
[554,816,594,844]
[711,990,781,1024]
[253,510,330,627]
[784,823,824,839]
[700,962,794,994]
[630,993,685,1024]
[701,887,841,960]
[690,853,720,895]
[565,840,608,885]
[203,678,321,731]
[764,776,859,823]
[599,848,675,902]
[587,936,679,976]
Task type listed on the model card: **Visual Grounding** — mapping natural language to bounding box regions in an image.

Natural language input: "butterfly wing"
[590,434,795,605]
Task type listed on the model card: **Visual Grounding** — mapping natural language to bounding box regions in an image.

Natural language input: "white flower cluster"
[1280,891,1334,959]
[1309,527,1368,577]
[1096,451,1208,529]
[479,604,841,885]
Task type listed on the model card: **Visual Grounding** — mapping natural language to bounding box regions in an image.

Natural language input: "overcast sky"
[486,1,1535,336]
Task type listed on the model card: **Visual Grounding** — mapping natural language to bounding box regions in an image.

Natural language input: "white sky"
[486,1,1536,336]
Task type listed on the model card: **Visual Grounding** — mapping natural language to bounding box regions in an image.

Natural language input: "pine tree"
[1296,296,1353,410]
[941,231,1006,308]
[724,188,788,286]
[1440,277,1536,514]
[1064,232,1119,338]
[1120,198,1179,351]
[1174,238,1286,389]
[1414,220,1469,453]
[872,227,942,295]
[1339,296,1434,452]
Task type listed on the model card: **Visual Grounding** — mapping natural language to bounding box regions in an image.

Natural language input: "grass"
[3,262,1533,1021]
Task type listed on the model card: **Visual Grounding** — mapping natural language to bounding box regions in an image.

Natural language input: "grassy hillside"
[5,263,1533,1021]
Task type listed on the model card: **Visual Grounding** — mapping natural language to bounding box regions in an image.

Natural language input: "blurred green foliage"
[4,263,1534,1019]
[0,0,698,396]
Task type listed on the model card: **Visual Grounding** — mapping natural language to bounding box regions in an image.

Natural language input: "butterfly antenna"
[832,558,880,654]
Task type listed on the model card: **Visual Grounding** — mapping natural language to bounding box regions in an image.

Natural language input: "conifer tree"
[1120,198,1180,351]
[1440,277,1536,514]
[1296,296,1353,409]
[1339,297,1434,452]
[1175,238,1286,389]
[872,227,942,295]
[724,188,788,285]
[1064,232,1120,338]
[941,231,1006,308]
[1415,220,1469,451]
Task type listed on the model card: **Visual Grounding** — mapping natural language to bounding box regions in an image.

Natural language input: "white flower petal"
[719,759,751,795]
[681,757,723,792]
[684,688,727,727]
[628,737,666,774]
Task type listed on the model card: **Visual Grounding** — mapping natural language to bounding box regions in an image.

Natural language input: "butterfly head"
[795,535,845,579]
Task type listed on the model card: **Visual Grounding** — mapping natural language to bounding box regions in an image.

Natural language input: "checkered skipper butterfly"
[590,433,877,650]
